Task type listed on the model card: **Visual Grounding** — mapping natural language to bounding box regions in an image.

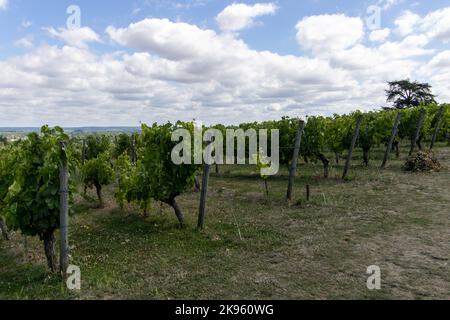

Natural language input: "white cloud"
[45,27,101,49]
[378,35,433,59]
[107,18,248,62]
[296,14,364,53]
[0,17,362,126]
[426,50,450,69]
[14,36,34,48]
[378,0,404,11]
[174,0,209,9]
[369,28,391,42]
[2,6,450,126]
[394,7,450,42]
[216,2,278,32]
[394,10,421,37]
[418,51,450,102]
[0,0,7,10]
[420,7,450,42]
[21,19,32,29]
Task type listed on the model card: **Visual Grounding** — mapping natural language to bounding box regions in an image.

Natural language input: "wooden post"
[198,140,212,230]
[381,112,402,169]
[59,142,69,278]
[306,185,310,202]
[342,115,363,180]
[287,120,305,202]
[194,176,201,192]
[0,216,9,240]
[409,109,426,156]
[430,106,445,150]
[24,236,28,259]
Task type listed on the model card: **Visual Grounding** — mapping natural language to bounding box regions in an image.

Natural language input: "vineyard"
[0,104,449,299]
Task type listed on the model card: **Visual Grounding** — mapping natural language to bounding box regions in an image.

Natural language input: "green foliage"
[82,153,113,187]
[325,115,352,157]
[113,133,133,159]
[81,136,114,206]
[261,117,298,165]
[301,116,327,160]
[114,154,151,213]
[2,126,71,238]
[208,104,447,170]
[427,104,448,141]
[232,117,298,166]
[85,135,111,160]
[441,105,450,143]
[398,107,431,143]
[139,122,201,203]
[0,144,17,225]
[67,137,83,166]
[358,111,393,152]
[252,149,270,180]
[114,154,133,208]
[113,122,200,220]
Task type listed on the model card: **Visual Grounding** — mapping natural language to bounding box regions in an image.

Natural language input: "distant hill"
[0,127,141,134]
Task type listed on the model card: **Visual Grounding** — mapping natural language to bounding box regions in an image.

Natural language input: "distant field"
[1,144,449,299]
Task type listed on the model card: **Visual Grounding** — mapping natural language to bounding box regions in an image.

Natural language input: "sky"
[0,0,449,127]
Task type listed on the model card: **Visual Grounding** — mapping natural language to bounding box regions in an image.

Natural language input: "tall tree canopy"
[386,79,436,109]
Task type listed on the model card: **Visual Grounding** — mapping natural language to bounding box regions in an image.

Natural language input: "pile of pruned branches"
[403,151,441,172]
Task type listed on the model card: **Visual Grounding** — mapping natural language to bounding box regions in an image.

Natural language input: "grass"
[1,144,449,300]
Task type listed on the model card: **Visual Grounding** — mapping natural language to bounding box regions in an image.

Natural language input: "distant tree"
[386,79,436,109]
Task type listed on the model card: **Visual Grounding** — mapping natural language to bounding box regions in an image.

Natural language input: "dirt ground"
[1,146,449,299]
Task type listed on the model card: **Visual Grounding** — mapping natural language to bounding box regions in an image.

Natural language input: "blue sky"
[2,0,448,56]
[1,0,450,126]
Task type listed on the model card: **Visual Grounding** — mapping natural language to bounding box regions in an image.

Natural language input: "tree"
[82,152,114,208]
[3,126,72,271]
[386,79,436,109]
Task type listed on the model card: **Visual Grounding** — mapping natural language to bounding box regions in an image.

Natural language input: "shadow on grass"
[0,247,74,299]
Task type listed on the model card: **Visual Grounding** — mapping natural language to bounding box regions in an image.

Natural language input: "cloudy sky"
[0,0,449,127]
